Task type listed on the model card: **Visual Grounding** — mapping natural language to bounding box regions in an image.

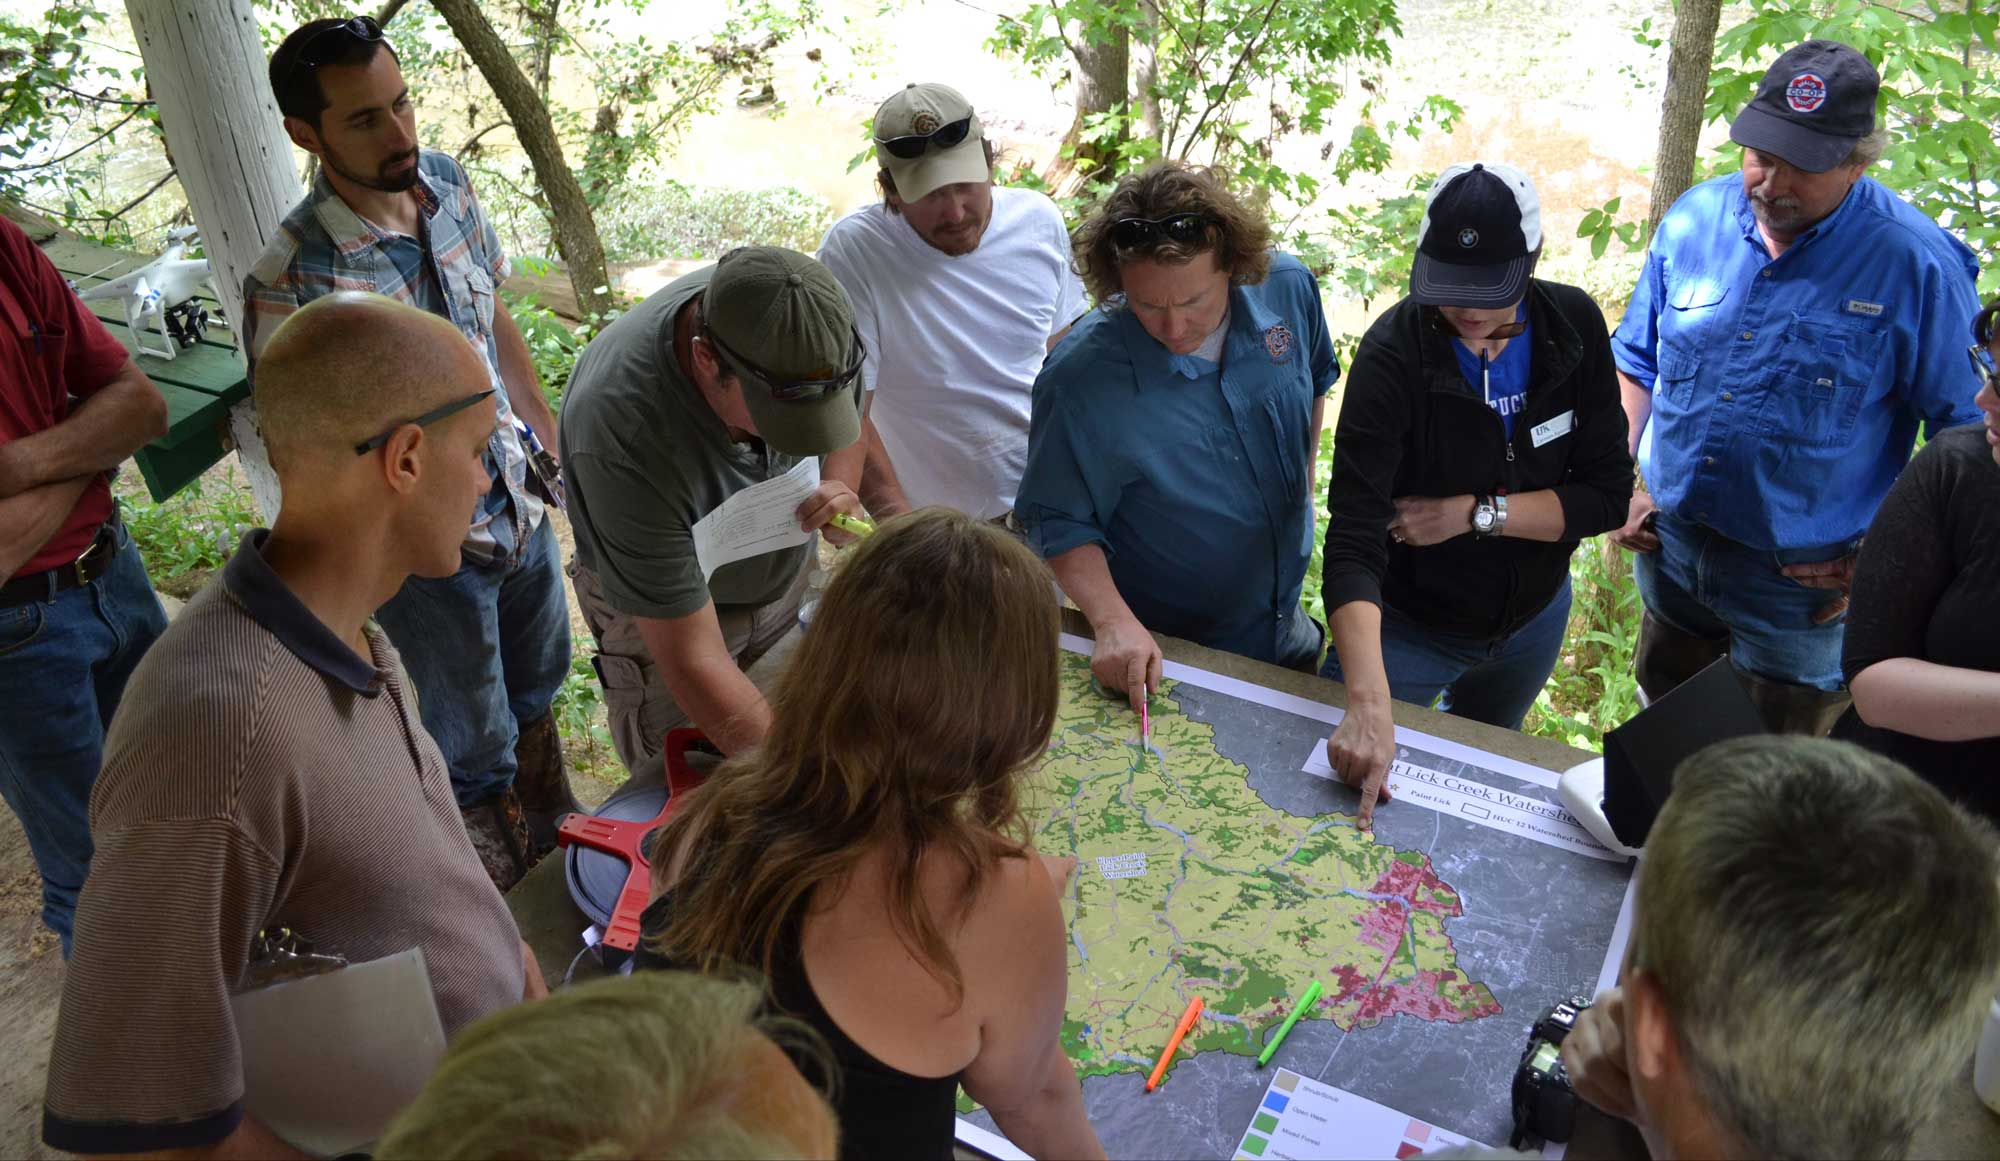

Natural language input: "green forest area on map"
[1005,652,1503,1095]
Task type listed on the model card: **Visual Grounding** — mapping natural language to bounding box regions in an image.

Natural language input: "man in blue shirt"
[1610,39,1982,734]
[1016,162,1338,710]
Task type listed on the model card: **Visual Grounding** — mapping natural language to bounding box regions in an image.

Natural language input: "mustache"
[382,149,419,172]
[1750,191,1802,210]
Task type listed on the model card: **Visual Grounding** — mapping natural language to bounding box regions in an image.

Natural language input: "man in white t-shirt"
[818,82,1089,521]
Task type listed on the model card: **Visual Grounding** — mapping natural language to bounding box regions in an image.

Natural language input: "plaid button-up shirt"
[243,149,542,566]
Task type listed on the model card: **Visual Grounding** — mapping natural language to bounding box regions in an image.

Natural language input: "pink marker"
[1141,698,1150,745]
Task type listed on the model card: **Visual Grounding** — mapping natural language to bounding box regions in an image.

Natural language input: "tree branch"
[456,121,512,158]
[52,81,153,107]
[1177,0,1281,159]
[104,169,177,221]
[376,0,414,26]
[0,107,143,173]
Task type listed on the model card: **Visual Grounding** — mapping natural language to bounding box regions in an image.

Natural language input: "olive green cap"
[702,246,862,457]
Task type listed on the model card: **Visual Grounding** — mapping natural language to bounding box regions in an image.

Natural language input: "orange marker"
[1145,995,1204,1092]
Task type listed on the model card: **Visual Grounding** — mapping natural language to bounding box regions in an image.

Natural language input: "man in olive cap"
[559,247,867,781]
[1609,39,1981,734]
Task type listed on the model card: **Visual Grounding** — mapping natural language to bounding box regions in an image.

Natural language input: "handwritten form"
[693,456,820,579]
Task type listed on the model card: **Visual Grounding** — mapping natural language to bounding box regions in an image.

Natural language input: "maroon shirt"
[0,217,131,578]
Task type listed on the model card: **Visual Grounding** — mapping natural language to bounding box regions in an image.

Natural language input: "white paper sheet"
[692,457,820,579]
[231,947,447,1157]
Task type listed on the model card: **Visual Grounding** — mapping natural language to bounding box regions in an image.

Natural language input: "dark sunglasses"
[354,388,495,455]
[874,116,973,160]
[1428,308,1528,341]
[698,308,866,402]
[1111,213,1214,250]
[284,16,385,88]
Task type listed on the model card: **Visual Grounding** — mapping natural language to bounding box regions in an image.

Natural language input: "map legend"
[1235,1069,1472,1160]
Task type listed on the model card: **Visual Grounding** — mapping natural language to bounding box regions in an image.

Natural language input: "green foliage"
[1708,0,2000,296]
[501,287,613,408]
[1522,540,1644,750]
[551,650,615,756]
[124,468,258,584]
[593,181,835,261]
[1576,195,1651,260]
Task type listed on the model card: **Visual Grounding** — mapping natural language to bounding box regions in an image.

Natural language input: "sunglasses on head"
[354,388,494,456]
[1970,303,2000,394]
[284,16,385,88]
[698,307,866,402]
[874,116,973,161]
[1111,213,1214,250]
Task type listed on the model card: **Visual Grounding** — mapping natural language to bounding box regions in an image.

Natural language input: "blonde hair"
[647,506,1059,1003]
[1071,161,1274,304]
[375,972,833,1160]
[1633,737,2000,1159]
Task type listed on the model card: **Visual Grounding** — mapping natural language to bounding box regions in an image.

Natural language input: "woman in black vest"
[1318,163,1634,825]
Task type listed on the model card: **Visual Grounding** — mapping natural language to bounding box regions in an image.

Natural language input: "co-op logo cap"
[1729,39,1879,174]
[1410,162,1542,309]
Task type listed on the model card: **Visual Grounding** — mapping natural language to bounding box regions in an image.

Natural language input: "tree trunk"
[527,0,561,103]
[126,0,305,521]
[1046,22,1129,196]
[1648,0,1724,233]
[432,0,615,321]
[1132,4,1163,150]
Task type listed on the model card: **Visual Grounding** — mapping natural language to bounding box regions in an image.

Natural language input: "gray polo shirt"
[43,531,523,1154]
[560,265,814,621]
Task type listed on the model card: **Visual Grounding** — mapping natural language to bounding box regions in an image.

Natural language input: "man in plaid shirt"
[243,16,573,888]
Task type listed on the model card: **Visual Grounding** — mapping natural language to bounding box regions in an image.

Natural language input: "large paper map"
[959,638,1635,1159]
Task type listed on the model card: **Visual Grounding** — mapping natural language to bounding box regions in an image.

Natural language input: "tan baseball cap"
[874,82,989,204]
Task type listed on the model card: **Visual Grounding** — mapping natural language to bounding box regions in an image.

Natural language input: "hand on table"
[1561,987,1640,1123]
[1324,698,1395,829]
[1782,552,1857,625]
[1091,616,1162,718]
[1389,495,1475,547]
[1609,492,1659,554]
[796,480,867,545]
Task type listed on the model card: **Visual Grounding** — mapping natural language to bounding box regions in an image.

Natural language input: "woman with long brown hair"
[636,507,1104,1160]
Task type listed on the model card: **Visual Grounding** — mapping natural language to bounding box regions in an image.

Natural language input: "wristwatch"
[1472,494,1508,538]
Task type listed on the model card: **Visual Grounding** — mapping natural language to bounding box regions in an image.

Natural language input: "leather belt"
[1,514,122,606]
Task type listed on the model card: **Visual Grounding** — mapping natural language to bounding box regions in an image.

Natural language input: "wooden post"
[125,0,301,519]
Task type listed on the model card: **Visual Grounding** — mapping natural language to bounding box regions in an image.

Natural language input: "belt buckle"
[71,530,107,588]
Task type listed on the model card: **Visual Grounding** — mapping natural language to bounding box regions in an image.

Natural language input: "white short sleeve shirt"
[818,187,1088,520]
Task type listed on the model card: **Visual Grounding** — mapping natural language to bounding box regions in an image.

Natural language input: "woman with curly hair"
[1015,161,1341,717]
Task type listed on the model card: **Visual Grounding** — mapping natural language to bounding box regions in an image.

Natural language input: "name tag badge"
[1844,299,1885,318]
[1530,410,1575,448]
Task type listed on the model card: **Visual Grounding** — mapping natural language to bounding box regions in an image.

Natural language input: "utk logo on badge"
[1264,322,1294,362]
[1786,72,1828,113]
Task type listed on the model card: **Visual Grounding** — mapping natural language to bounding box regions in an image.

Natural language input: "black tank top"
[633,891,961,1160]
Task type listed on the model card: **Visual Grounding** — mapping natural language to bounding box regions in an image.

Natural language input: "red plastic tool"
[554,727,712,953]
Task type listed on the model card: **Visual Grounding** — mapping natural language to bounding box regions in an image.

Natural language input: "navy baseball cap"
[1410,162,1542,308]
[1729,40,1878,173]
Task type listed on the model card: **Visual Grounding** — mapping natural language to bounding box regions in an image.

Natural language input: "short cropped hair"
[1632,737,2000,1160]
[1071,161,1273,304]
[375,972,833,1160]
[270,18,400,126]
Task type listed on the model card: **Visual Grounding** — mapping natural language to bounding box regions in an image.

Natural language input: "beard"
[324,145,421,193]
[1748,191,1809,236]
[916,208,991,257]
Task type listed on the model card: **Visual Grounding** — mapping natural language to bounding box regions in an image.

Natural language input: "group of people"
[2,12,1997,1158]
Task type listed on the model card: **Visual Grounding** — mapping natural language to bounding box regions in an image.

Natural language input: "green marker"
[828,512,874,537]
[1256,979,1323,1068]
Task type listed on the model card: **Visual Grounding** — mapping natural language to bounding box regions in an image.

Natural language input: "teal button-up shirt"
[1017,252,1339,663]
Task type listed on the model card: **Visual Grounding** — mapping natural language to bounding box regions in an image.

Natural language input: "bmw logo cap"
[1411,161,1542,308]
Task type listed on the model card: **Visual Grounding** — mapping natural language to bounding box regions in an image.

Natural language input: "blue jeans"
[0,529,166,952]
[1321,578,1573,731]
[1633,510,1849,691]
[374,516,571,807]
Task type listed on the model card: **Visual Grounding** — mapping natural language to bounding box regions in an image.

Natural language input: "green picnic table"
[38,234,248,502]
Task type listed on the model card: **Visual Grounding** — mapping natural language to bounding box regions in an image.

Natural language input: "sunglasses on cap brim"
[1111,213,1214,250]
[285,16,385,88]
[699,309,867,403]
[874,116,973,161]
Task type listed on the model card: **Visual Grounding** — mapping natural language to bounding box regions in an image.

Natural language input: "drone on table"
[73,226,221,361]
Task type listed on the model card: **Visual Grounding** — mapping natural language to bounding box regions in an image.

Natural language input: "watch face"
[1474,507,1495,532]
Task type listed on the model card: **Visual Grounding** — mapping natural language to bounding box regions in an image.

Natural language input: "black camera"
[1509,995,1592,1148]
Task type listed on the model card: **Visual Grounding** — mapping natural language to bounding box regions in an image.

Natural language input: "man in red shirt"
[0,215,170,954]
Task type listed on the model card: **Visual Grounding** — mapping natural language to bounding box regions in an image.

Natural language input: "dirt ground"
[1,804,65,1158]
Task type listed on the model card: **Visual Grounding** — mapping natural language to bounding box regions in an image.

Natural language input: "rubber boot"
[1739,672,1852,737]
[459,789,533,893]
[1634,611,1729,707]
[513,711,581,858]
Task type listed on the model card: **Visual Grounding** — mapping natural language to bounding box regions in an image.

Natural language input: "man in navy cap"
[1609,39,1982,733]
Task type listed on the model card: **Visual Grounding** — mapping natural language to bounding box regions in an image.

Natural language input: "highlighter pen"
[828,512,875,538]
[1256,980,1324,1067]
[1146,995,1205,1092]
